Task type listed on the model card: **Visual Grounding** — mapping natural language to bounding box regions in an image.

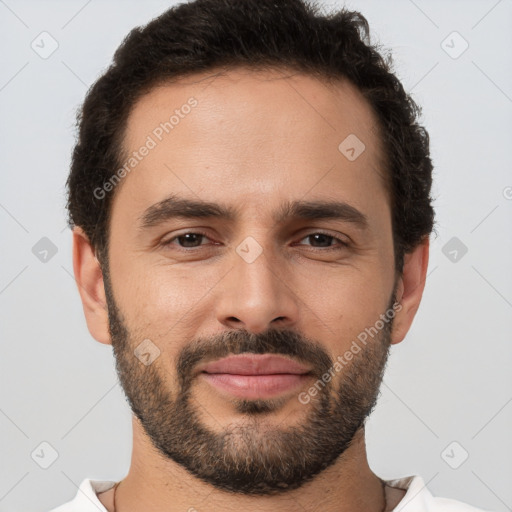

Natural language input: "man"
[50,0,490,511]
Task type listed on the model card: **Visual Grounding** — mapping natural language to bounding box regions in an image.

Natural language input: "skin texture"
[72,67,429,511]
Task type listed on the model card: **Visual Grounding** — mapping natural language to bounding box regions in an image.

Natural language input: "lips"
[199,354,312,375]
[198,354,313,399]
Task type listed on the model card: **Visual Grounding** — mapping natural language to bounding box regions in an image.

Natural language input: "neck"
[101,417,392,512]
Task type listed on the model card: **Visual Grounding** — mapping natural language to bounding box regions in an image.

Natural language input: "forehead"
[123,66,383,156]
[112,66,388,226]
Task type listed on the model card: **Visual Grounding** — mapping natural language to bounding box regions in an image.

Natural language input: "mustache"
[176,328,333,388]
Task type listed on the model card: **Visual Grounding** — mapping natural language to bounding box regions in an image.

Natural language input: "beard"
[103,268,396,496]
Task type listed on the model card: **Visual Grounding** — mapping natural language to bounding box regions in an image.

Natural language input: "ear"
[390,237,430,345]
[72,226,111,345]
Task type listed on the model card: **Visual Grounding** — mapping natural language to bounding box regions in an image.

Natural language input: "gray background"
[1,0,511,511]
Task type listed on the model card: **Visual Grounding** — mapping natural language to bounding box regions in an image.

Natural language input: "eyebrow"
[138,193,369,231]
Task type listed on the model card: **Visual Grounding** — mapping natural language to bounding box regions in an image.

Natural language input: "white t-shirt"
[48,474,492,512]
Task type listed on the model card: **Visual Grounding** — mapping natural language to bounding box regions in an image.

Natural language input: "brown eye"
[298,232,349,250]
[162,231,211,249]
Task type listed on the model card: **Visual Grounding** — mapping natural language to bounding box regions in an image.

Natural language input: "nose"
[214,242,300,334]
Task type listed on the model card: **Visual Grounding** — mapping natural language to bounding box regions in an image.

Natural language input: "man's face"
[104,67,397,494]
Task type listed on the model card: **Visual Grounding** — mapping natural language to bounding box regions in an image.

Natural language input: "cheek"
[116,263,221,341]
[294,263,394,353]
[301,263,390,311]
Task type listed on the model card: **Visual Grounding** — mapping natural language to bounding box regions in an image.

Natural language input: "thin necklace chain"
[380,478,388,512]
[112,480,121,512]
[112,478,388,512]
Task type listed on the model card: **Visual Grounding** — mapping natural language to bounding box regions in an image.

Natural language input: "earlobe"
[390,237,430,345]
[72,227,112,345]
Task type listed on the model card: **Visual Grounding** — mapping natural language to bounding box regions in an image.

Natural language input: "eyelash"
[161,230,349,252]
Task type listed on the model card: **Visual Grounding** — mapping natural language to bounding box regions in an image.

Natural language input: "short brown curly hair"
[66,0,435,273]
